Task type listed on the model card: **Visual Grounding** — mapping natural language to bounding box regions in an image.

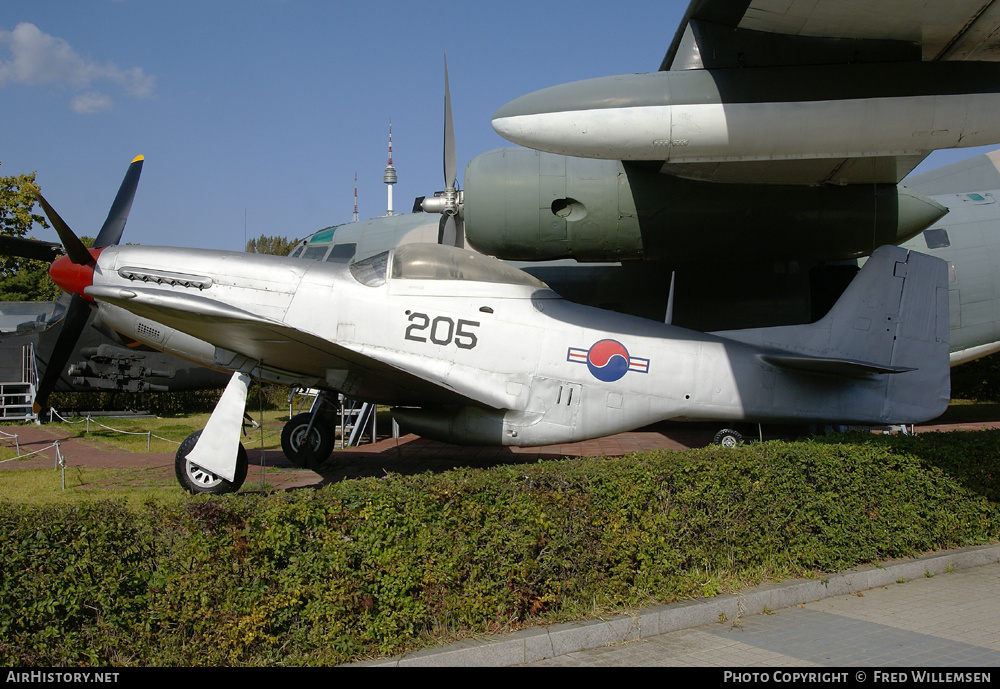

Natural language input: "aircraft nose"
[49,249,102,301]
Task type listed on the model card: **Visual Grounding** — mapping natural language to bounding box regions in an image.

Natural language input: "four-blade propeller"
[421,53,464,247]
[27,155,144,414]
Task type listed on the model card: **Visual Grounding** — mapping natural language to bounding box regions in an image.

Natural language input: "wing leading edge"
[84,284,482,408]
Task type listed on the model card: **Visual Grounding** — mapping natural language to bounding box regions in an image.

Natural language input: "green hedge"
[950,352,1000,402]
[2,432,998,666]
[47,383,291,416]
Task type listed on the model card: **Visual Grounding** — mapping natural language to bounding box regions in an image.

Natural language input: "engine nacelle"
[463,147,946,263]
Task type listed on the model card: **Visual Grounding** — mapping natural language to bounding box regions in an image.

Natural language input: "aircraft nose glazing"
[49,249,103,301]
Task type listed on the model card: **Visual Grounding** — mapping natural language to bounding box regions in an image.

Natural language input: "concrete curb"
[358,543,1000,667]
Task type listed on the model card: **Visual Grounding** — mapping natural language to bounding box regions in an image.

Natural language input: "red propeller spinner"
[48,248,103,301]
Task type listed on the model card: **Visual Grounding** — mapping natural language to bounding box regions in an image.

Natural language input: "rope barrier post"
[147,431,151,452]
[54,440,64,490]
[258,383,266,489]
[14,433,19,457]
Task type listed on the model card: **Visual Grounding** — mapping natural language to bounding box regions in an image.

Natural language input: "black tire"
[713,428,744,447]
[280,413,335,469]
[174,430,248,495]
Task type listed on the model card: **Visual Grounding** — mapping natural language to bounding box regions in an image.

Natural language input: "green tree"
[0,168,60,301]
[0,169,50,277]
[0,263,61,302]
[245,234,297,256]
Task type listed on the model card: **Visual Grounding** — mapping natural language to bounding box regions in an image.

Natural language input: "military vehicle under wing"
[61,241,948,494]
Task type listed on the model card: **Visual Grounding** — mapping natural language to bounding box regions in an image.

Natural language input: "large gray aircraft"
[288,146,1000,367]
[296,1,1000,336]
[23,0,1000,493]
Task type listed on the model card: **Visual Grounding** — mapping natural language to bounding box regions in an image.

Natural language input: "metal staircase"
[0,344,37,421]
[287,388,378,448]
[342,398,376,447]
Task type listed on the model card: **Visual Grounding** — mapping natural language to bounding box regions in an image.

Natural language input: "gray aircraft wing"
[663,0,1000,70]
[85,285,484,408]
[655,0,1000,185]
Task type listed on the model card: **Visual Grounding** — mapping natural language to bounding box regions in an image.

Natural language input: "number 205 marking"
[405,312,479,349]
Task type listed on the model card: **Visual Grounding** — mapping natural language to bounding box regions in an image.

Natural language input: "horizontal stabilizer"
[760,354,914,377]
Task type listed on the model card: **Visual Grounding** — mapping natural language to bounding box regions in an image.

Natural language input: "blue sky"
[3,1,997,251]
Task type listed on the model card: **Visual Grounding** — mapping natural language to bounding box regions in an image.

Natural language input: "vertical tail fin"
[717,245,950,422]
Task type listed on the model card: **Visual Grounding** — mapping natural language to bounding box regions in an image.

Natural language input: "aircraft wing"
[84,285,483,408]
[650,0,1000,185]
[663,0,1000,70]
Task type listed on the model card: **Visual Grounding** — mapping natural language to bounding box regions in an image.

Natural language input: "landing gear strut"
[281,412,335,468]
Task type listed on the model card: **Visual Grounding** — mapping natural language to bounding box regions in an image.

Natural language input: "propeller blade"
[439,215,457,247]
[421,55,463,247]
[32,293,92,414]
[94,155,144,248]
[30,187,93,266]
[0,236,63,262]
[444,52,457,191]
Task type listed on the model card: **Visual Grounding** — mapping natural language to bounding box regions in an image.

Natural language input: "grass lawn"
[0,409,304,505]
[37,409,291,453]
[932,400,1000,424]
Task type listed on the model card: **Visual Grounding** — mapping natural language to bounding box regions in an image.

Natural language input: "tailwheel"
[175,430,248,494]
[713,428,744,448]
[281,413,335,469]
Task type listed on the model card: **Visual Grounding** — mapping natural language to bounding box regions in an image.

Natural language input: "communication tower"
[383,122,397,216]
[353,171,359,222]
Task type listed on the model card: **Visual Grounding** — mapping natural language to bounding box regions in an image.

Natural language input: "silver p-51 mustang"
[34,159,949,494]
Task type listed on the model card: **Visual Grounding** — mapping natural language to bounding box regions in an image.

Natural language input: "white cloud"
[0,22,155,112]
[71,91,113,114]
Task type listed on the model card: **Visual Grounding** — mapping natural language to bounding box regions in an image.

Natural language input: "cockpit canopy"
[350,244,548,289]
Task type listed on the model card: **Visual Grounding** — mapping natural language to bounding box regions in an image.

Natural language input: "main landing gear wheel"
[281,413,335,469]
[175,430,248,495]
[713,428,744,447]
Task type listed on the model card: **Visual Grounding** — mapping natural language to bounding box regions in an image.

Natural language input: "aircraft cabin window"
[302,245,330,261]
[923,229,951,250]
[326,243,357,262]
